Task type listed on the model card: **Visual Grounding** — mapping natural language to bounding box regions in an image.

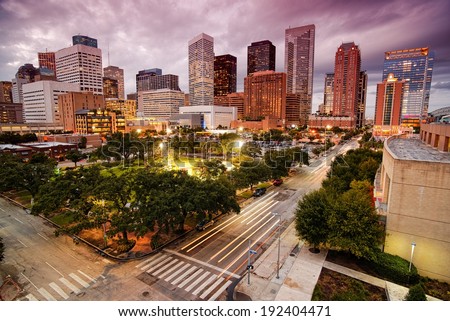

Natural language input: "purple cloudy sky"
[1,0,449,117]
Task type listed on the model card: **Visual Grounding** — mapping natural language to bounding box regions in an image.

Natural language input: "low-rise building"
[179,105,236,129]
[308,115,356,129]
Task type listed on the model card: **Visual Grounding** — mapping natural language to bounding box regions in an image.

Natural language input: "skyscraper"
[11,63,39,103]
[357,70,368,127]
[0,81,13,103]
[104,66,125,99]
[38,51,56,73]
[214,54,237,97]
[189,33,214,106]
[323,73,334,115]
[285,24,315,121]
[373,73,404,136]
[244,71,286,120]
[103,77,119,99]
[247,40,275,75]
[55,43,103,94]
[136,69,180,92]
[382,47,434,128]
[72,35,98,48]
[332,42,361,119]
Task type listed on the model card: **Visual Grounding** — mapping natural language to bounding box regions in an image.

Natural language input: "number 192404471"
[260,305,331,317]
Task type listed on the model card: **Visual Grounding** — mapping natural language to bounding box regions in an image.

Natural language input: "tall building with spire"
[331,42,366,127]
[104,66,125,99]
[188,33,214,106]
[382,47,434,129]
[247,40,275,75]
[284,24,315,122]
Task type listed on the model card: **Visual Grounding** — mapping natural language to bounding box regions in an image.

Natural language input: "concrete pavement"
[234,220,441,301]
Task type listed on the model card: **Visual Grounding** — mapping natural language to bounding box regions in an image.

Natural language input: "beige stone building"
[375,136,450,282]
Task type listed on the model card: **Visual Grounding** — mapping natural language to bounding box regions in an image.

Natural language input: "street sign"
[249,250,257,254]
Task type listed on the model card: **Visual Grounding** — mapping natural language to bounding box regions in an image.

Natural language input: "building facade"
[23,81,80,124]
[72,35,98,48]
[214,54,237,97]
[322,73,334,115]
[136,69,180,92]
[244,71,286,122]
[357,70,368,127]
[285,25,315,121]
[0,102,23,123]
[247,40,275,75]
[374,137,450,282]
[0,81,13,103]
[11,64,39,104]
[420,123,450,152]
[179,105,236,129]
[383,47,434,129]
[373,73,404,136]
[104,65,125,99]
[55,44,103,94]
[103,77,119,99]
[138,89,184,120]
[38,51,56,72]
[59,91,104,132]
[105,99,136,119]
[189,33,214,106]
[75,109,125,135]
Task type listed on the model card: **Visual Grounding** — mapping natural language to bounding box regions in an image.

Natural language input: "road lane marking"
[69,273,89,288]
[25,293,38,301]
[49,282,69,300]
[210,211,273,261]
[171,265,196,285]
[139,254,167,271]
[200,277,224,299]
[218,220,280,279]
[20,272,38,290]
[14,217,24,224]
[178,268,203,289]
[38,287,56,301]
[146,256,172,274]
[37,233,49,241]
[78,270,96,283]
[46,262,64,277]
[164,262,191,283]
[59,277,80,294]
[186,271,211,293]
[160,261,184,280]
[165,249,240,278]
[192,274,215,296]
[17,239,28,247]
[217,215,275,263]
[208,280,232,301]
[152,259,179,277]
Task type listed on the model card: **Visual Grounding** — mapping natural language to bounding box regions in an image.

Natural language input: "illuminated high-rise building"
[55,43,103,94]
[247,40,275,75]
[244,71,286,120]
[104,66,125,99]
[332,42,366,127]
[38,51,56,73]
[382,47,434,128]
[323,73,334,115]
[0,81,13,103]
[72,35,98,48]
[214,54,236,97]
[189,33,214,106]
[136,69,179,92]
[285,25,315,121]
[103,77,119,99]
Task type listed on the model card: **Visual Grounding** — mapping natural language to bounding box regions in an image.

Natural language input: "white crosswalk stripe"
[146,256,172,274]
[177,268,203,289]
[137,253,165,270]
[200,277,224,299]
[185,270,210,292]
[49,282,69,300]
[208,280,232,301]
[38,287,56,301]
[160,261,184,280]
[164,262,190,283]
[166,263,192,283]
[25,293,38,301]
[59,277,81,294]
[69,273,89,288]
[152,258,179,276]
[192,274,216,296]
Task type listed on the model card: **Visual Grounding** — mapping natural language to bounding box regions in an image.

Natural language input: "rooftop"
[387,137,450,163]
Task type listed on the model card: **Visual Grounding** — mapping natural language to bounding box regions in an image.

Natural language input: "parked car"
[253,187,267,197]
[273,178,283,186]
[196,219,214,231]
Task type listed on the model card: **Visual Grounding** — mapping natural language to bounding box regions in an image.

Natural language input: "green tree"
[327,181,384,260]
[0,154,22,192]
[229,160,271,190]
[295,189,331,250]
[264,150,293,179]
[78,136,87,149]
[197,159,227,179]
[405,283,427,301]
[65,150,86,167]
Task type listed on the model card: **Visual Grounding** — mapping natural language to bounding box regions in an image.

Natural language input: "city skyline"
[0,0,449,118]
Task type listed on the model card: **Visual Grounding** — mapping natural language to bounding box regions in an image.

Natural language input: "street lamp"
[409,241,416,272]
[272,212,281,279]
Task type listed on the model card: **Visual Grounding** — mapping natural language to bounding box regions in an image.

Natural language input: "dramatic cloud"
[1,0,449,117]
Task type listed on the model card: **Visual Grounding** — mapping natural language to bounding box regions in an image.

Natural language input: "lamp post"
[272,212,281,279]
[409,241,416,272]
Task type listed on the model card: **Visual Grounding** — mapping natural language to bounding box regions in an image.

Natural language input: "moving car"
[273,178,283,186]
[253,187,267,197]
[196,219,214,231]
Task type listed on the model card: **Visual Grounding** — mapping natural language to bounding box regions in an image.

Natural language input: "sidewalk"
[235,221,441,301]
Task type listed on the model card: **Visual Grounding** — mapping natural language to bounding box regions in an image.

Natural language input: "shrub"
[330,279,369,301]
[116,239,136,253]
[405,283,427,301]
[365,250,419,285]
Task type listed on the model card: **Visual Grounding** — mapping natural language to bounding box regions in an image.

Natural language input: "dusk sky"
[1,0,449,118]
